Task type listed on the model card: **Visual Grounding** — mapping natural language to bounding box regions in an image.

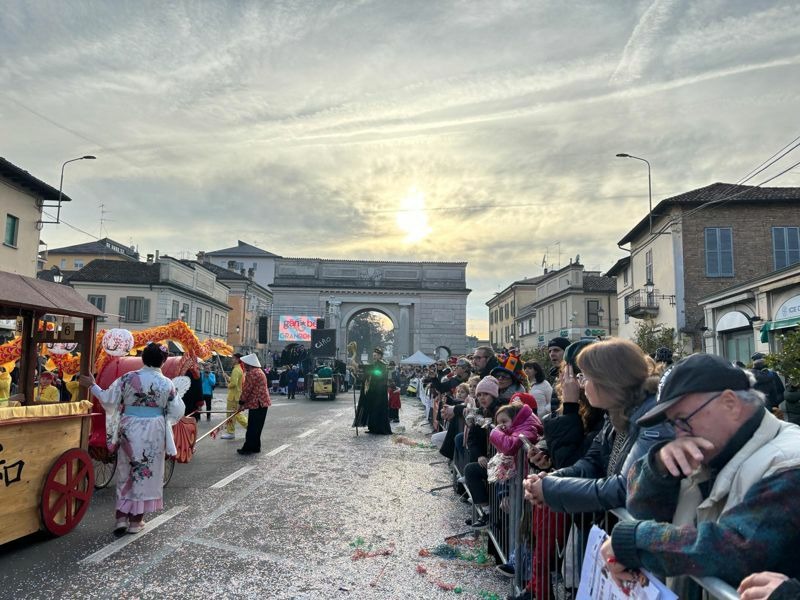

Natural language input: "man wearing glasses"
[471,346,499,378]
[601,354,800,594]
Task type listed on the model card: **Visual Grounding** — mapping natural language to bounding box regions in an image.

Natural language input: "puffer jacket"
[783,385,800,425]
[489,404,543,455]
[541,393,673,513]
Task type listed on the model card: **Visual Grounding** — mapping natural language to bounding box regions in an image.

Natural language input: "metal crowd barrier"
[451,435,739,600]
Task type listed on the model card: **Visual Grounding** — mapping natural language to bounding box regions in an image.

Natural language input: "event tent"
[400,350,435,366]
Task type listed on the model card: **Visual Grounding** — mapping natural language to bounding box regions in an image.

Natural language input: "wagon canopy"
[0,271,104,318]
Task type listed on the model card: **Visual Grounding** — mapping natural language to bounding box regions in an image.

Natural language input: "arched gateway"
[269,258,470,360]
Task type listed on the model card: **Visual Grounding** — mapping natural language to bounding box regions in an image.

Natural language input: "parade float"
[0,270,234,545]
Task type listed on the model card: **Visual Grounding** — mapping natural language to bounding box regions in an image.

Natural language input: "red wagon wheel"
[41,448,95,536]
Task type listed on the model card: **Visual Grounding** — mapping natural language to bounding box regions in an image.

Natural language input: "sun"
[396,187,432,244]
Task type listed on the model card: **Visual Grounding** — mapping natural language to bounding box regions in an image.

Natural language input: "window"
[4,215,19,247]
[214,314,220,335]
[489,311,493,325]
[204,311,211,333]
[60,258,67,269]
[171,300,179,320]
[73,259,84,269]
[88,295,106,321]
[773,227,800,270]
[196,308,202,330]
[119,296,149,323]
[504,303,509,320]
[547,305,554,332]
[587,300,600,326]
[705,227,734,277]
[511,300,515,316]
[623,268,629,286]
[645,249,653,284]
[505,325,509,342]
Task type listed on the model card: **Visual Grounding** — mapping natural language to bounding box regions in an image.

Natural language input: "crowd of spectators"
[410,339,800,600]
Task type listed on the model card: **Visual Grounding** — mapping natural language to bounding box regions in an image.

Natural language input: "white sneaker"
[220,433,234,439]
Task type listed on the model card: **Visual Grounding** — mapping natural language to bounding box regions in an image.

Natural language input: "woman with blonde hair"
[524,338,673,514]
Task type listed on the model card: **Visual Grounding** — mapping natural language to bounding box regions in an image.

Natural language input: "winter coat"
[489,404,543,455]
[784,385,800,425]
[201,371,216,396]
[613,409,800,587]
[752,367,780,409]
[498,382,525,402]
[542,403,604,470]
[466,398,502,460]
[541,393,673,513]
[529,380,553,419]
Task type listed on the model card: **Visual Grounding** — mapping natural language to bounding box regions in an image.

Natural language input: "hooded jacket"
[489,403,543,455]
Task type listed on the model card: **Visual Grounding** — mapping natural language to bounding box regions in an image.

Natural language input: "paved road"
[0,391,511,599]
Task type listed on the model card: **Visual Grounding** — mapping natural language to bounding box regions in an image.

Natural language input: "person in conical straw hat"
[236,353,271,455]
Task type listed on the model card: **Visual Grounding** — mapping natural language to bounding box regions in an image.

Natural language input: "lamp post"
[55,155,96,225]
[616,153,652,235]
[50,265,63,284]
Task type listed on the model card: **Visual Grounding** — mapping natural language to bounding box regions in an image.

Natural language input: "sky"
[3,0,800,338]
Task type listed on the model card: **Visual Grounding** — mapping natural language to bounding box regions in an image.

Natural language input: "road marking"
[297,428,316,439]
[80,505,188,564]
[266,443,290,456]
[269,402,290,407]
[209,465,255,489]
[319,419,332,426]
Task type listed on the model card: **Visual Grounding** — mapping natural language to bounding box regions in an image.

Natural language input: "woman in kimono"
[80,343,185,534]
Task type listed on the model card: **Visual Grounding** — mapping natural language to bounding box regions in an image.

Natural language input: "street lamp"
[644,279,676,305]
[616,153,653,235]
[179,309,186,322]
[50,265,63,284]
[55,155,96,225]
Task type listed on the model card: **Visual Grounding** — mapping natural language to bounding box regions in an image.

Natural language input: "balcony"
[624,289,659,318]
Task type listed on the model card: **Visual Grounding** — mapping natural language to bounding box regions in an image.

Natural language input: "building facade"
[270,258,469,359]
[531,263,617,345]
[699,262,800,363]
[68,256,231,341]
[1,157,68,277]
[613,182,800,352]
[44,237,140,271]
[486,277,542,350]
[202,240,280,290]
[196,260,273,359]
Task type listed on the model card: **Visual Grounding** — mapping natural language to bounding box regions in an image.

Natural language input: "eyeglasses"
[576,373,589,387]
[665,393,722,435]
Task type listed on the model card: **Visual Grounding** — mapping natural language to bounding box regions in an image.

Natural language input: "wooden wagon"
[0,270,102,545]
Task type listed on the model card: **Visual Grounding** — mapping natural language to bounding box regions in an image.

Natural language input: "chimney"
[155,250,160,262]
[240,268,246,276]
[196,251,206,263]
[146,254,154,264]
[247,267,254,279]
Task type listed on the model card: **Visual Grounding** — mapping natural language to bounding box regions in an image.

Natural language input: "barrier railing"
[449,428,740,600]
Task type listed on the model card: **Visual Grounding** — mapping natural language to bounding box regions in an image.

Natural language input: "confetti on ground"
[416,563,428,574]
[393,435,436,449]
[418,548,431,557]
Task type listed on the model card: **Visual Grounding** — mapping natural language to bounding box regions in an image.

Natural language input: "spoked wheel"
[41,448,95,536]
[89,446,117,489]
[162,456,176,488]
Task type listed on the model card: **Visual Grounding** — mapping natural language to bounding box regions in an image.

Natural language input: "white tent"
[400,350,435,366]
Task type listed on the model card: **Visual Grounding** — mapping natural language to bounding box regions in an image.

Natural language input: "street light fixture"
[36,154,97,229]
[644,279,676,305]
[50,265,64,284]
[179,309,186,322]
[616,153,653,235]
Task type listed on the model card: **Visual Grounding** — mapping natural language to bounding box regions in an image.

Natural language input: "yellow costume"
[36,384,60,404]
[225,363,248,434]
[0,371,10,404]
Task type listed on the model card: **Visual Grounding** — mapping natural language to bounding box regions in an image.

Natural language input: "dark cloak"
[352,360,392,434]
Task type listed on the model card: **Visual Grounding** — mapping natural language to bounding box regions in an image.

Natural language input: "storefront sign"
[776,294,800,321]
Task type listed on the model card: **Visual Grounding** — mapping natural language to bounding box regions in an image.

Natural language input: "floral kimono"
[92,366,185,515]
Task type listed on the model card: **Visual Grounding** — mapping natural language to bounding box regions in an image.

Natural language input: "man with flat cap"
[600,353,800,596]
[352,347,392,435]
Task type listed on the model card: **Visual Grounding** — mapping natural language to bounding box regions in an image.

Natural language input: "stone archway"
[343,307,397,360]
[335,302,409,361]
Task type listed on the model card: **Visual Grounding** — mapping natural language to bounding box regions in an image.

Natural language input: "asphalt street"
[0,390,511,600]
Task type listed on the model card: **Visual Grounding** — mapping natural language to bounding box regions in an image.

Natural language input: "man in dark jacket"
[751,352,784,409]
[472,346,500,378]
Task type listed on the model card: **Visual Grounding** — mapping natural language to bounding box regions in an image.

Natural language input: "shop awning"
[760,317,800,342]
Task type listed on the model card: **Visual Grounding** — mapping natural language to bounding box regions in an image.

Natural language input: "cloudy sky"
[3,0,800,337]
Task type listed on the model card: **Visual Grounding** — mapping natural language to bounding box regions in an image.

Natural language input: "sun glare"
[396,187,432,243]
